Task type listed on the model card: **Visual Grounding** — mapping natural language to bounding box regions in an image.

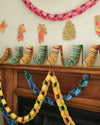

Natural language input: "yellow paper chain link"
[0,71,75,125]
[51,74,75,125]
[0,73,51,124]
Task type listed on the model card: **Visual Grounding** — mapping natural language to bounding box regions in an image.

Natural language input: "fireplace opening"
[18,96,100,125]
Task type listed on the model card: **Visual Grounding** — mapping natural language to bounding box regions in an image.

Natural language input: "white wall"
[0,0,100,66]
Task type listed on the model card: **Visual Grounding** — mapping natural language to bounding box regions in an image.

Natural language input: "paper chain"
[0,102,16,125]
[0,72,77,125]
[0,74,51,124]
[22,0,99,21]
[24,69,90,106]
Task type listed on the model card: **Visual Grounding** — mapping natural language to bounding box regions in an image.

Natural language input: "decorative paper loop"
[51,75,75,125]
[17,24,26,41]
[63,20,76,40]
[0,20,7,33]
[38,24,47,43]
[95,15,100,37]
[0,74,51,124]
[24,69,90,106]
[22,0,99,21]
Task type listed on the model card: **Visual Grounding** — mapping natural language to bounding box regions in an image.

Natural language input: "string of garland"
[0,72,76,125]
[0,74,51,124]
[24,69,90,106]
[0,102,16,125]
[51,74,75,125]
[22,0,99,21]
[0,71,90,125]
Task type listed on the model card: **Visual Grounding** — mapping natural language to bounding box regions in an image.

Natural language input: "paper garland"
[0,20,7,33]
[38,24,47,43]
[0,72,75,125]
[17,24,26,41]
[0,74,51,124]
[63,20,76,40]
[22,0,99,21]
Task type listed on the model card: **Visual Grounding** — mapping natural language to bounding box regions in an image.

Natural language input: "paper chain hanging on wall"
[0,71,78,125]
[22,0,99,21]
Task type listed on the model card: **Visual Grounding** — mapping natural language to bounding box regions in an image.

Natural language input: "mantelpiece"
[0,63,100,125]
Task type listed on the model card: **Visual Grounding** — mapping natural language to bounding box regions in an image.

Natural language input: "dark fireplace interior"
[18,97,100,125]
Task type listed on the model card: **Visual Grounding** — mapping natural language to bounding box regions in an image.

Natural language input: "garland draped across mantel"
[24,69,90,106]
[0,72,76,125]
[22,0,99,21]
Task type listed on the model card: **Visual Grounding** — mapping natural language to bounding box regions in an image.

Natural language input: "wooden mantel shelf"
[0,63,100,125]
[0,63,100,74]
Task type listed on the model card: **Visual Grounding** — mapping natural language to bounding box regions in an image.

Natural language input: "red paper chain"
[22,0,99,21]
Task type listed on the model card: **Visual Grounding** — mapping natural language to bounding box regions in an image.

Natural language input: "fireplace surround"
[18,96,100,125]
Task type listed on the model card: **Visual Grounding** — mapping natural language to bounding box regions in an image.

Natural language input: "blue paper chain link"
[0,70,90,125]
[24,70,56,106]
[0,102,16,125]
[24,69,90,106]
